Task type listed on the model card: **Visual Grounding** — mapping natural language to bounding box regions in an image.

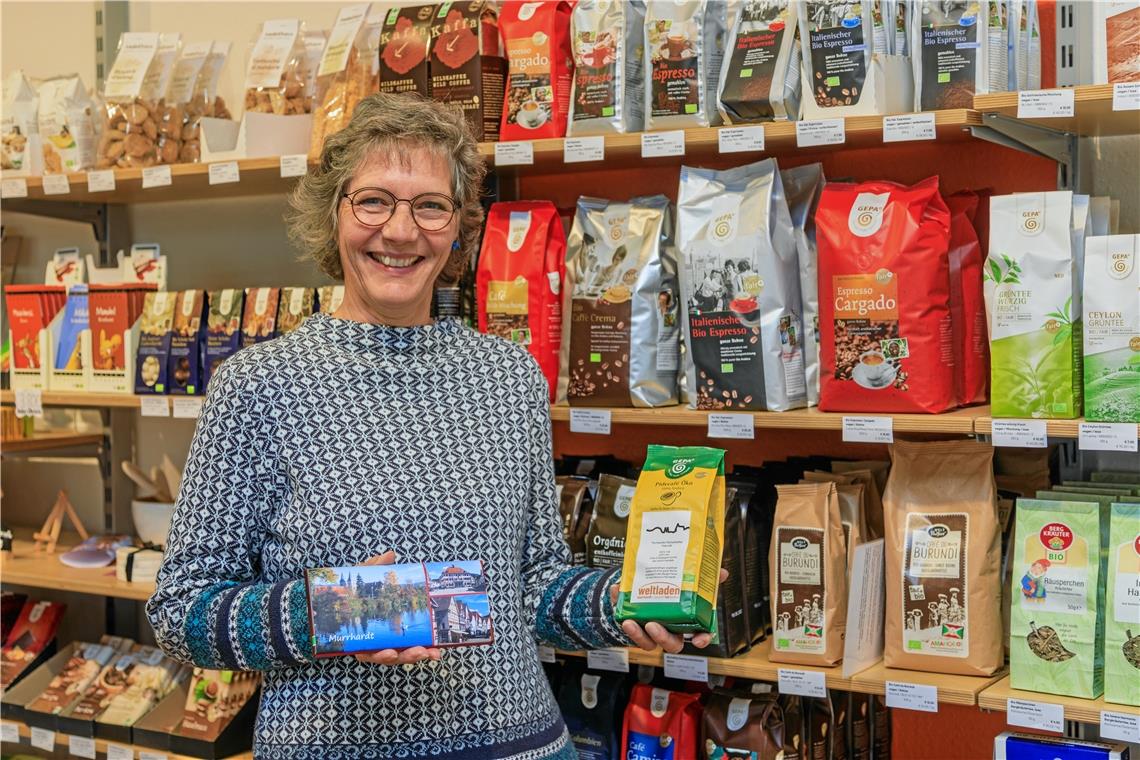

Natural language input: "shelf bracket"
[970,113,1080,191]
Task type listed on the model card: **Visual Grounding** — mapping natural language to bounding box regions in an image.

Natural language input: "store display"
[429,1,505,142]
[377,4,435,97]
[1083,234,1140,423]
[0,600,66,689]
[2,69,38,173]
[98,651,185,728]
[621,684,701,760]
[717,1,801,124]
[276,286,315,335]
[1105,502,1140,706]
[586,473,637,569]
[556,664,626,760]
[946,191,989,407]
[168,289,205,395]
[799,1,875,110]
[555,476,593,565]
[477,201,565,400]
[244,19,311,115]
[559,194,679,408]
[644,0,728,131]
[306,561,492,654]
[499,0,574,141]
[912,1,991,110]
[884,439,1002,676]
[309,3,372,160]
[135,291,177,394]
[816,176,954,414]
[567,0,646,135]
[782,162,825,408]
[204,288,244,388]
[36,74,98,173]
[240,286,279,348]
[678,159,806,412]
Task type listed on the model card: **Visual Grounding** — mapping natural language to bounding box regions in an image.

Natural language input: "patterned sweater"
[147,314,630,759]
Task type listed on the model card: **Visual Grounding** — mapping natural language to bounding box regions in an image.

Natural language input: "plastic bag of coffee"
[683,485,750,658]
[849,692,872,760]
[780,693,805,759]
[702,689,785,759]
[559,194,680,408]
[568,0,646,135]
[587,473,636,569]
[717,1,802,124]
[770,482,847,666]
[430,1,506,142]
[799,2,876,111]
[804,693,848,760]
[622,684,702,760]
[884,439,1003,676]
[830,464,886,541]
[946,191,989,407]
[677,159,807,412]
[377,5,435,96]
[555,475,593,565]
[557,663,627,759]
[730,475,772,644]
[912,1,991,110]
[782,163,826,407]
[644,0,729,131]
[499,0,574,140]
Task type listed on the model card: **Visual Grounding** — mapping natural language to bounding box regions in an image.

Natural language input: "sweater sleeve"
[520,370,631,651]
[146,359,313,670]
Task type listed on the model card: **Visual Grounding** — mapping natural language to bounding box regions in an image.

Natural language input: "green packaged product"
[615,445,726,634]
[1010,499,1106,699]
[1082,235,1139,423]
[1092,472,1140,486]
[1105,502,1140,706]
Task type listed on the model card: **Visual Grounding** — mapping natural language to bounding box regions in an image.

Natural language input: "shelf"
[850,661,1007,707]
[974,84,1140,136]
[977,676,1140,725]
[0,718,252,759]
[975,416,1140,439]
[0,538,154,601]
[1,432,104,453]
[0,389,149,408]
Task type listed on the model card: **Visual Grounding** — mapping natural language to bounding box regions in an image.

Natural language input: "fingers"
[644,622,685,654]
[396,647,442,664]
[354,646,442,666]
[362,550,397,566]
[354,649,399,665]
[689,633,712,649]
[719,568,729,583]
[609,584,619,606]
[622,620,658,651]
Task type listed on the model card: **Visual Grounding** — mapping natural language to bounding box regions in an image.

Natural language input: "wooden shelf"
[975,416,1140,439]
[0,389,148,408]
[977,676,1140,725]
[974,84,1140,136]
[850,661,1007,707]
[0,538,154,601]
[1,718,252,759]
[1,432,103,453]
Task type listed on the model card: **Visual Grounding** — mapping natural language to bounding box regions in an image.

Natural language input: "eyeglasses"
[342,187,459,232]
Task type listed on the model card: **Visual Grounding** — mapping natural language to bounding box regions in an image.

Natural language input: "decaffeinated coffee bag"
[884,439,1002,676]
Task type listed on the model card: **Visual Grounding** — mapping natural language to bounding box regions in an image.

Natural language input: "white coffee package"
[644,0,729,131]
[568,0,646,135]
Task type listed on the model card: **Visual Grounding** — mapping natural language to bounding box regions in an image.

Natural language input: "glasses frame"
[341,187,460,232]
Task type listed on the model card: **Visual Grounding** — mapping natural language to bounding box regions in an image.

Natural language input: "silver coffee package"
[717,0,803,124]
[799,1,876,110]
[677,158,807,412]
[782,162,826,407]
[558,194,681,408]
[644,0,729,131]
[568,0,647,135]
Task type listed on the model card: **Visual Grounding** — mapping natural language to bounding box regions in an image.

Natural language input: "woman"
[147,93,713,759]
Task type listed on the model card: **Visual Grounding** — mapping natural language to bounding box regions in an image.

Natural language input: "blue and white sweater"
[147,314,630,759]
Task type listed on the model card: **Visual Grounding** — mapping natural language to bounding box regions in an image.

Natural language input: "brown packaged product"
[804,693,847,760]
[309,5,374,160]
[178,42,232,164]
[243,20,311,116]
[884,439,1002,676]
[849,692,872,760]
[378,5,436,97]
[275,287,314,336]
[555,476,593,565]
[702,689,785,759]
[797,472,867,570]
[871,694,891,759]
[831,459,890,497]
[830,463,887,541]
[430,1,507,142]
[241,287,279,348]
[178,669,260,740]
[99,33,166,170]
[779,693,805,760]
[585,473,636,569]
[769,482,847,666]
[24,638,125,715]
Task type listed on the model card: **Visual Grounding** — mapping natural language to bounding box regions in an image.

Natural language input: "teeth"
[370,253,420,268]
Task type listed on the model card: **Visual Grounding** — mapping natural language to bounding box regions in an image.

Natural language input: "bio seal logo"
[1108,248,1135,280]
[791,537,810,550]
[1040,522,1074,561]
[848,192,890,238]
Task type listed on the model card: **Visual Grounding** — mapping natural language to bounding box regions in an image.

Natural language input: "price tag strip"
[777,668,827,698]
[142,165,173,189]
[885,681,938,713]
[718,126,765,154]
[569,408,611,435]
[663,653,709,683]
[1079,422,1138,453]
[107,743,135,760]
[494,142,534,166]
[990,419,1047,448]
[842,416,894,443]
[279,154,309,177]
[707,413,755,440]
[68,734,97,758]
[87,169,117,192]
[1100,710,1140,744]
[563,136,605,163]
[586,648,629,673]
[640,131,685,158]
[1017,89,1075,119]
[1006,698,1064,734]
[208,161,240,185]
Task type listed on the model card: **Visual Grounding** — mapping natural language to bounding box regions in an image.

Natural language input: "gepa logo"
[711,212,735,243]
[1019,210,1043,236]
[926,525,949,539]
[1108,249,1135,280]
[791,537,809,550]
[847,192,889,238]
[667,458,696,477]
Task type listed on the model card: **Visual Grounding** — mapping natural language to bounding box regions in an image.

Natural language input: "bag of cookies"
[244,19,311,116]
[158,41,210,165]
[2,70,38,175]
[38,75,98,174]
[99,33,163,169]
[309,4,373,159]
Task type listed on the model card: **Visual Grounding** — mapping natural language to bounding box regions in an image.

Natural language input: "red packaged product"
[4,286,58,370]
[621,683,702,760]
[88,286,133,372]
[817,176,954,414]
[946,191,988,406]
[499,0,574,141]
[0,599,66,688]
[476,201,565,401]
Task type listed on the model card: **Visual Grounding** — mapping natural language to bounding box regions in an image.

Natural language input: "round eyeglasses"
[342,187,459,232]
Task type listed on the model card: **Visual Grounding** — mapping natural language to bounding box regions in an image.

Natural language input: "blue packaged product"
[994,732,1130,760]
[54,285,88,372]
[203,289,243,391]
[168,290,205,395]
[134,292,177,394]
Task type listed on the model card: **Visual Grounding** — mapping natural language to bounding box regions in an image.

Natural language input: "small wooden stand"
[33,490,89,554]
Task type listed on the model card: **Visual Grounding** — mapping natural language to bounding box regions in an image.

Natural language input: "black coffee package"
[779,693,805,760]
[804,693,848,760]
[912,1,991,110]
[586,473,636,568]
[872,694,891,759]
[718,0,802,123]
[730,476,771,643]
[682,486,750,659]
[555,476,594,565]
[557,662,628,760]
[849,692,872,760]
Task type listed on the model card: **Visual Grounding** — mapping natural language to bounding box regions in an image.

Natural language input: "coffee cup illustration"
[666,34,692,58]
[519,100,546,128]
[853,350,897,389]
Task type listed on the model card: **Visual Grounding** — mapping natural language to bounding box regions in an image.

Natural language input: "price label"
[1018,89,1075,118]
[537,645,556,663]
[1113,82,1140,111]
[640,131,686,158]
[1079,422,1138,453]
[208,161,240,185]
[883,113,937,143]
[139,752,169,760]
[42,173,71,195]
[1100,710,1140,744]
[1006,698,1064,734]
[990,419,1048,448]
[14,388,44,418]
[777,669,827,698]
[107,744,135,760]
[718,126,766,153]
[279,154,309,177]
[140,396,170,417]
[87,169,117,192]
[172,397,205,419]
[0,722,19,742]
[141,165,172,189]
[30,727,55,751]
[796,119,846,147]
[663,653,709,682]
[842,416,894,443]
[569,408,611,435]
[586,648,629,673]
[69,734,97,758]
[707,413,755,440]
[885,681,938,713]
[1,178,28,198]
[494,142,534,166]
[563,136,605,163]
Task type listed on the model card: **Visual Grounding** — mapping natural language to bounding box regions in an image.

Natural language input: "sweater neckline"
[303,312,463,355]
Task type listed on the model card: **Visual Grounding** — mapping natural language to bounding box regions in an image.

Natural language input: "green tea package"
[1010,499,1106,699]
[1093,471,1140,486]
[615,445,726,634]
[1105,502,1140,706]
[986,191,1082,419]
[1083,235,1139,423]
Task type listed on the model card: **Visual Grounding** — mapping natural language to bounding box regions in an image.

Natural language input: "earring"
[452,240,460,251]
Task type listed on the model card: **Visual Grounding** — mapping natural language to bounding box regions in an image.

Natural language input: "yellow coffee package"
[615,445,726,634]
[884,439,1003,676]
[769,482,848,666]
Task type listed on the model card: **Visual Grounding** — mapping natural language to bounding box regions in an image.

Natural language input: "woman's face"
[336,147,458,325]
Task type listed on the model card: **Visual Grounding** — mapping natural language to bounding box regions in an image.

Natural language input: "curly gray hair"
[287,93,486,285]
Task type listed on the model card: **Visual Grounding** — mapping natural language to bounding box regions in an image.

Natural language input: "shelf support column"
[970,114,1081,191]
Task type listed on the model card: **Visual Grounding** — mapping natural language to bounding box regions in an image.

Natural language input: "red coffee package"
[946,191,988,406]
[817,177,954,414]
[476,201,565,401]
[621,684,701,760]
[499,0,574,141]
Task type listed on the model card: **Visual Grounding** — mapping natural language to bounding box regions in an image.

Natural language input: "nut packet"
[309,4,373,160]
[37,74,99,173]
[2,70,39,174]
[158,40,211,165]
[100,32,163,169]
[244,19,311,115]
[179,42,233,164]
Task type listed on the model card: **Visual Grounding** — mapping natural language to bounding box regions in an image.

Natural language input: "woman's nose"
[382,202,420,242]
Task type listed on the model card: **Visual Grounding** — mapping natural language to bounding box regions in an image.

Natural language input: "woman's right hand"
[352,550,443,667]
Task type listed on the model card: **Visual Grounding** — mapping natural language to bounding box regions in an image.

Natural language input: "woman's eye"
[417,201,446,212]
[358,196,390,208]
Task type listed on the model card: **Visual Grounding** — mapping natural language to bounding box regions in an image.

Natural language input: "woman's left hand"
[609,568,729,654]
